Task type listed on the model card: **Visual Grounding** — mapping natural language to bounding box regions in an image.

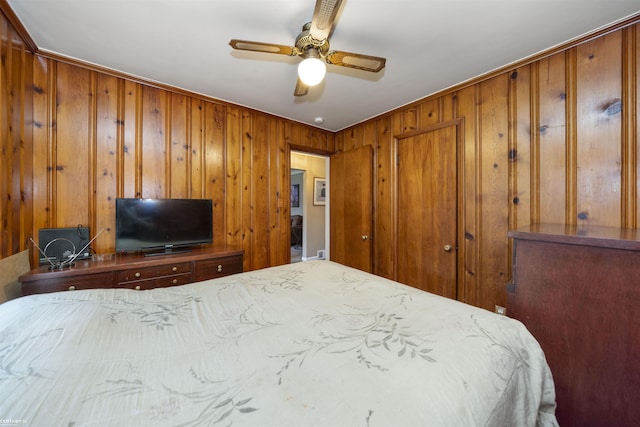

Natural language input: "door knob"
[444,244,453,252]
[361,235,369,240]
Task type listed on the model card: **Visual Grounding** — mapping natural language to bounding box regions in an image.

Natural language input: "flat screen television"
[115,198,213,255]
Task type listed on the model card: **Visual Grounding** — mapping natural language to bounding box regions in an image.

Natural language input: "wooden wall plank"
[478,75,510,308]
[275,119,289,266]
[622,25,638,228]
[140,86,167,198]
[203,103,225,245]
[309,127,325,151]
[19,32,34,256]
[0,15,10,256]
[169,93,188,198]
[636,25,640,228]
[241,109,254,270]
[389,105,404,282]
[575,32,623,226]
[122,80,140,198]
[31,56,50,256]
[441,95,455,123]
[401,107,418,132]
[374,116,394,279]
[189,98,204,198]
[506,66,529,284]
[267,118,284,266]
[418,100,440,128]
[565,48,579,225]
[55,62,91,227]
[333,131,344,153]
[342,125,362,151]
[456,85,480,306]
[538,53,568,224]
[511,66,532,229]
[252,114,271,269]
[9,26,26,254]
[225,106,243,249]
[94,73,119,253]
[284,121,303,150]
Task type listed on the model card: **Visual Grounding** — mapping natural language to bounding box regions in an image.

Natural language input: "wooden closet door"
[396,124,458,298]
[330,145,373,272]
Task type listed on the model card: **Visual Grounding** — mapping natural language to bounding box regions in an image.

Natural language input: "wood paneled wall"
[27,58,334,271]
[0,9,33,259]
[335,21,640,311]
[0,5,334,272]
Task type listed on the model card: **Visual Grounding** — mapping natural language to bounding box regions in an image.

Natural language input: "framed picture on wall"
[313,178,326,205]
[291,184,299,207]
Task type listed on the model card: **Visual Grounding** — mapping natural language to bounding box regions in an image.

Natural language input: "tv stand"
[143,246,192,257]
[19,245,243,295]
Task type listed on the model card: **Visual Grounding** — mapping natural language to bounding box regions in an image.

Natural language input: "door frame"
[392,118,465,299]
[288,145,332,262]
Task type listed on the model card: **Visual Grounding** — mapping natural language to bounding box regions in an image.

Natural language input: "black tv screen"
[115,198,213,254]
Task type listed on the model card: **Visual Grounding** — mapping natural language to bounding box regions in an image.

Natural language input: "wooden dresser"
[507,224,640,427]
[19,245,243,295]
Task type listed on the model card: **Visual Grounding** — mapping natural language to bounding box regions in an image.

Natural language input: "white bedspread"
[0,260,557,426]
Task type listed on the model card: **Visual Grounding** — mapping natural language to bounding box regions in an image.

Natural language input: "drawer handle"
[172,279,178,284]
[135,285,141,290]
[68,285,76,291]
[172,266,178,272]
[217,264,223,272]
[134,272,141,278]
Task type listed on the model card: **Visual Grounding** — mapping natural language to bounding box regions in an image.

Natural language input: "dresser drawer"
[22,271,114,295]
[116,262,191,283]
[194,255,243,281]
[116,272,192,290]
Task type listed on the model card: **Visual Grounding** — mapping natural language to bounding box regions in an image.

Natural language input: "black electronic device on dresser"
[38,226,92,265]
[115,198,213,256]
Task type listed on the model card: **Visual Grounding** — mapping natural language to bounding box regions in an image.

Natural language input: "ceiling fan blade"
[309,0,344,41]
[294,77,309,96]
[325,51,386,73]
[229,39,296,56]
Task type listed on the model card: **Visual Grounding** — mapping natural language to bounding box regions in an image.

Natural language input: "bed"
[0,260,557,426]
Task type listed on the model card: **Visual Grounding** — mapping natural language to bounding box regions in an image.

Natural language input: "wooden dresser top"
[507,223,640,251]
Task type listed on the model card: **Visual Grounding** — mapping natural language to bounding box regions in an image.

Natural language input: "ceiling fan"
[229,0,386,96]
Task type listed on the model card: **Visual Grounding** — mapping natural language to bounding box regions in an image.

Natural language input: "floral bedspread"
[0,261,557,426]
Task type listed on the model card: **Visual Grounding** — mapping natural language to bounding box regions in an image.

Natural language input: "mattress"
[0,260,557,426]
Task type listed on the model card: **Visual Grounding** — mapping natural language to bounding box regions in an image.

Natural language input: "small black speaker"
[38,226,91,265]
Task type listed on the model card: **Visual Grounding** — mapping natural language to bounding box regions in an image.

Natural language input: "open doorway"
[290,151,329,263]
[290,168,304,262]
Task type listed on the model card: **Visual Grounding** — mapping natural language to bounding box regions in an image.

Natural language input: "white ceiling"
[7,0,640,131]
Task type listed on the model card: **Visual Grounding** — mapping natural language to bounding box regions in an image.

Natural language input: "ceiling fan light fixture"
[298,50,326,86]
[229,1,387,96]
